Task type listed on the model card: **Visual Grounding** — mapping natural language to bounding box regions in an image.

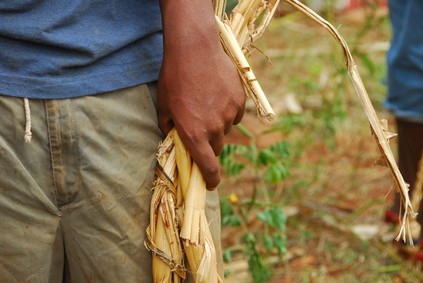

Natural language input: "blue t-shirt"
[0,0,163,99]
[385,0,423,122]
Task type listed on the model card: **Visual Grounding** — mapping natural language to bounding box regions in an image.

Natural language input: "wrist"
[159,0,221,54]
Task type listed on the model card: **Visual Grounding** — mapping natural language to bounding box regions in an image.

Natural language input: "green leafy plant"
[219,125,289,282]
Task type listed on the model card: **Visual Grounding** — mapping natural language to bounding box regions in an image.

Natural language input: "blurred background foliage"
[218,1,423,282]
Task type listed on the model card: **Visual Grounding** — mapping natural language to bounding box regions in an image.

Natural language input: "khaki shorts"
[0,84,222,282]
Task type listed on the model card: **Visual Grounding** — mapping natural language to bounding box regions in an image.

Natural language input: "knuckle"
[209,123,224,136]
[206,175,221,189]
[203,163,220,178]
[212,143,224,156]
[224,124,233,135]
[183,127,205,144]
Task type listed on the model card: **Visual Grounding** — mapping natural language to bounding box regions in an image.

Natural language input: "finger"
[233,100,246,126]
[233,109,244,125]
[185,139,221,190]
[209,133,225,156]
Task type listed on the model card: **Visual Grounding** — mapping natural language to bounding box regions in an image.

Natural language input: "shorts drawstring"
[23,98,32,143]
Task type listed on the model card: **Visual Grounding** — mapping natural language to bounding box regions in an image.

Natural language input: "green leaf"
[257,148,277,166]
[223,249,232,263]
[226,215,241,227]
[273,234,287,256]
[223,159,245,176]
[269,141,290,159]
[263,234,273,252]
[243,233,271,283]
[219,144,247,176]
[220,198,241,227]
[220,198,233,217]
[257,208,287,231]
[264,162,289,183]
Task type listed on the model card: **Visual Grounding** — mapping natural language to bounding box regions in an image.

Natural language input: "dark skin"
[157,0,246,189]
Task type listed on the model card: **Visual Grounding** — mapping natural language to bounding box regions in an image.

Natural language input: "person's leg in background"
[387,118,423,258]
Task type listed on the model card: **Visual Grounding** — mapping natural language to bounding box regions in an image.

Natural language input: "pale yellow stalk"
[174,130,219,282]
[248,0,281,44]
[152,214,173,282]
[145,136,186,282]
[216,16,276,123]
[284,0,415,244]
[179,163,207,244]
[174,130,192,202]
[231,0,263,38]
[194,223,220,283]
[212,0,227,19]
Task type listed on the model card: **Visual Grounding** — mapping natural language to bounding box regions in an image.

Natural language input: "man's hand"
[157,0,245,189]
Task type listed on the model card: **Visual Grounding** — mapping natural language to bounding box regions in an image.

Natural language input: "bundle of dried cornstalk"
[145,1,278,282]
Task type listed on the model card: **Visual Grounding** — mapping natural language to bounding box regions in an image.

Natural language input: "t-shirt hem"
[384,101,423,123]
[0,63,161,99]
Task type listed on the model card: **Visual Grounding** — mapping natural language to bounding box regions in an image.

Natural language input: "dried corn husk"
[146,129,222,283]
[145,133,186,282]
[215,0,279,123]
[174,131,221,283]
[284,0,416,244]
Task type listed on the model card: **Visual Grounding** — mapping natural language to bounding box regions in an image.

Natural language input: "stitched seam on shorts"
[44,100,60,209]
